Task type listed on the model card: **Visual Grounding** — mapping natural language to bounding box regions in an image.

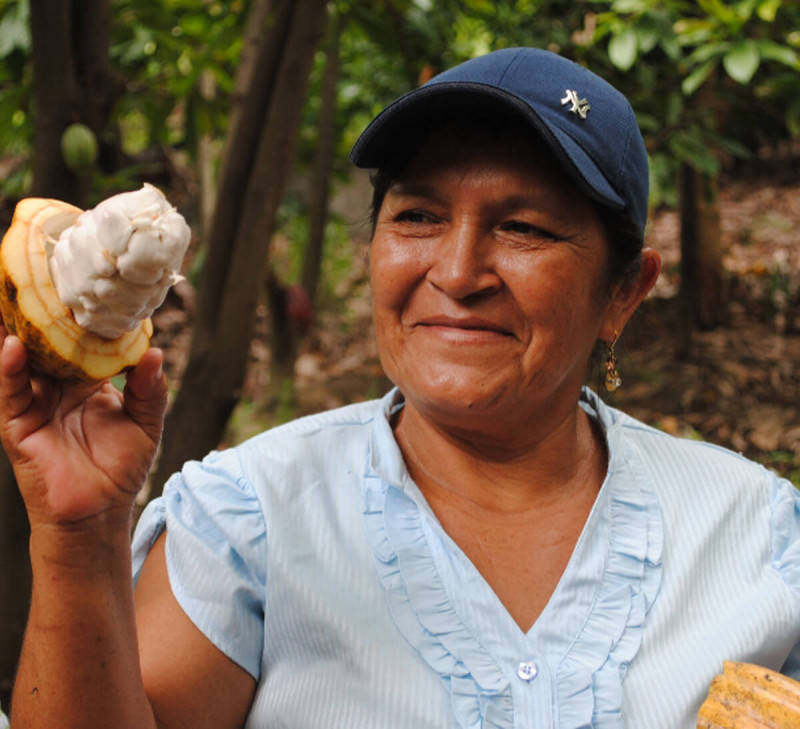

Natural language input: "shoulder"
[610,403,769,489]
[603,398,800,589]
[191,397,386,506]
[236,397,382,461]
[589,389,775,541]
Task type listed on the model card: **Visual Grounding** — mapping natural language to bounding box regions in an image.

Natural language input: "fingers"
[0,334,33,422]
[123,348,168,445]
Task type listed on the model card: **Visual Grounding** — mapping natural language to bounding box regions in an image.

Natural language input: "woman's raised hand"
[0,326,168,528]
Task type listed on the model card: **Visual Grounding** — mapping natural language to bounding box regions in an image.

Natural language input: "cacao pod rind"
[697,661,800,728]
[0,198,152,382]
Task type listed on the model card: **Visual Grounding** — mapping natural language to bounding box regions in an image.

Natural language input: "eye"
[394,209,438,224]
[500,219,558,240]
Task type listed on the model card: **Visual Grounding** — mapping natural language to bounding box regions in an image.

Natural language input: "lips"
[414,315,514,338]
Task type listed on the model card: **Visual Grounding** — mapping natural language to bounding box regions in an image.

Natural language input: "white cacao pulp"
[48,184,191,339]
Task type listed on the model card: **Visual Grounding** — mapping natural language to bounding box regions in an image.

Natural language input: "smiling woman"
[3,47,800,729]
[367,124,658,633]
[370,124,652,438]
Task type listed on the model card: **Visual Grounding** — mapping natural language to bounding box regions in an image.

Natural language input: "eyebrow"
[390,180,556,206]
[385,181,441,200]
[384,178,584,234]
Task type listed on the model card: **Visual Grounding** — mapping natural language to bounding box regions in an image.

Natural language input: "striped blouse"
[132,387,800,728]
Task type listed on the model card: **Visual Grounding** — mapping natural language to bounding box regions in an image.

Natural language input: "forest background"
[0,0,799,708]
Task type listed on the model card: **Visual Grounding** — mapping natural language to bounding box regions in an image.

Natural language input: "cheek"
[509,256,608,333]
[369,236,427,312]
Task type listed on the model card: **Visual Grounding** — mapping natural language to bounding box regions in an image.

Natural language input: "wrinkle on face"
[369,125,619,449]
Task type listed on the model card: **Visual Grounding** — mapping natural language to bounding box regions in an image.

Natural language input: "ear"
[600,248,661,342]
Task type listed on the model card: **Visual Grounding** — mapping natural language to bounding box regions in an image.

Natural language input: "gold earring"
[605,332,622,392]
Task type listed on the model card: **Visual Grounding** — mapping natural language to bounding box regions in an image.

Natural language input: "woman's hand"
[0,326,168,529]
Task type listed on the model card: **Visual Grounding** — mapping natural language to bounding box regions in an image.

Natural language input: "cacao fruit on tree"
[60,123,98,173]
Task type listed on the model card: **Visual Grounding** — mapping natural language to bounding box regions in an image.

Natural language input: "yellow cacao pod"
[697,661,800,728]
[0,198,152,381]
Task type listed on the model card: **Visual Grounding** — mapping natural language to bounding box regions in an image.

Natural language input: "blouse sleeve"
[131,448,268,679]
[769,472,800,680]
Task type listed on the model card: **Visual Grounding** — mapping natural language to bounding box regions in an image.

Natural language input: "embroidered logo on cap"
[561,90,590,119]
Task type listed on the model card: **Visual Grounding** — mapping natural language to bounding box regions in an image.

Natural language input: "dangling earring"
[605,332,622,392]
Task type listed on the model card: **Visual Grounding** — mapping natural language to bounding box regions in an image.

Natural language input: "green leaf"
[666,91,683,126]
[686,41,730,65]
[660,35,682,61]
[608,27,638,70]
[787,98,800,136]
[757,40,799,68]
[0,0,30,58]
[713,134,752,159]
[634,25,661,54]
[734,0,758,22]
[756,0,782,22]
[682,59,717,96]
[635,113,660,133]
[723,40,760,83]
[668,131,720,176]
[672,19,714,47]
[179,13,210,37]
[462,0,495,14]
[697,0,742,27]
[612,0,649,12]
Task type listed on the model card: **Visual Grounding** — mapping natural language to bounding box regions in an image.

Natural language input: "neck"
[393,394,607,513]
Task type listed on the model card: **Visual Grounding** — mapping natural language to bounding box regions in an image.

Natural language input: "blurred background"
[0,0,799,706]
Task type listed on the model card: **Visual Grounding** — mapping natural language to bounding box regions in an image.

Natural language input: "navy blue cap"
[350,47,649,240]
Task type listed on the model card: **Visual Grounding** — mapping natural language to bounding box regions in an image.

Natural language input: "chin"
[398,371,512,418]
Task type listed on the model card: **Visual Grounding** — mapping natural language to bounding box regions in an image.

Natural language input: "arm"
[136,532,257,728]
[0,332,254,727]
[12,502,158,728]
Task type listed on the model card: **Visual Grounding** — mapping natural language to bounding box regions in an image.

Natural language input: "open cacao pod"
[0,198,152,381]
[697,661,800,728]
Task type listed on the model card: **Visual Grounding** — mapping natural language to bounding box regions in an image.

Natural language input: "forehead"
[385,124,598,218]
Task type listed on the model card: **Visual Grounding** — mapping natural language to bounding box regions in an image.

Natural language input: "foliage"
[593,0,800,205]
[0,0,249,199]
[0,0,32,196]
[111,0,247,156]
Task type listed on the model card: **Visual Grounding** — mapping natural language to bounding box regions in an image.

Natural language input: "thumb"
[123,348,168,445]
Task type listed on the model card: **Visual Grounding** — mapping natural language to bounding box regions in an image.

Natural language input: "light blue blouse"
[132,388,800,728]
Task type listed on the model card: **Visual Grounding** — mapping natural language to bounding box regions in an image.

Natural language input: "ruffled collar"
[362,387,663,728]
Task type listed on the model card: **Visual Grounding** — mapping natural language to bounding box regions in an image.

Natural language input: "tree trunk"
[301,7,341,303]
[197,69,218,238]
[29,0,122,206]
[677,163,728,356]
[150,0,329,495]
[221,0,275,175]
[187,0,295,362]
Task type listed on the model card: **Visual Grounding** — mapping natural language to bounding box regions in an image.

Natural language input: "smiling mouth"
[415,318,514,338]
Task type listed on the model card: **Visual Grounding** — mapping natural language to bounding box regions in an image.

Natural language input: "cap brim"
[350,82,625,212]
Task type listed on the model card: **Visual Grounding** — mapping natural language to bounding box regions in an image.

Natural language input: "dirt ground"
[185,149,800,484]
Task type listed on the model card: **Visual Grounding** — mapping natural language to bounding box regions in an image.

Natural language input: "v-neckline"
[362,387,663,729]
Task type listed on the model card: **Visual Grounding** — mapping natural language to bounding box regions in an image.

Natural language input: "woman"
[3,48,800,729]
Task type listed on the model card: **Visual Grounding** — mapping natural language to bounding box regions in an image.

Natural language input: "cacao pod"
[60,123,98,172]
[0,198,152,381]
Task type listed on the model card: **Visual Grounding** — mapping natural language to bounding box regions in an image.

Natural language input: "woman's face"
[370,127,639,437]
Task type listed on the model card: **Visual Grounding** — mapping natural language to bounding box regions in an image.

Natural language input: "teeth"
[49,183,191,339]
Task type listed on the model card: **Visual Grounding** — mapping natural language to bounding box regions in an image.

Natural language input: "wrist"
[28,506,135,579]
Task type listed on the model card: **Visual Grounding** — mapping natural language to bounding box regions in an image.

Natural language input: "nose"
[426,217,502,300]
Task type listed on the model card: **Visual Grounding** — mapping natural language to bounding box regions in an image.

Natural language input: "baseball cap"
[350,47,649,240]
